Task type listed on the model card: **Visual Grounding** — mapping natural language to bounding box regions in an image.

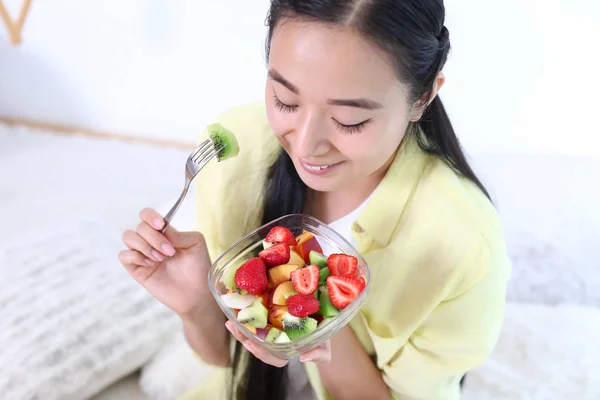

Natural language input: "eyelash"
[272,94,370,134]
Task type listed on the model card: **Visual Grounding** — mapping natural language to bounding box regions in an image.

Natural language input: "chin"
[295,167,344,193]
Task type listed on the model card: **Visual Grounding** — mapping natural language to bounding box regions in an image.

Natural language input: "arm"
[317,326,391,400]
[181,300,230,368]
[370,243,509,399]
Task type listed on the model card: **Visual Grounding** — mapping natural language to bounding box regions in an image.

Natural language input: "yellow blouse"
[182,102,511,400]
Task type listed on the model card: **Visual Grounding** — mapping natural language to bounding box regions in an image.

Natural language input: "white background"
[0,0,599,154]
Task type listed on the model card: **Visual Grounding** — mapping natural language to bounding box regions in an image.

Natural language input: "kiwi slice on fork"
[207,123,240,162]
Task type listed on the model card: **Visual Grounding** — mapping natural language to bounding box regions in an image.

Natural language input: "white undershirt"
[325,196,370,248]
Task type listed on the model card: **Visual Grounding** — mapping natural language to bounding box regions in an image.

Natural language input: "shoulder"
[193,102,280,257]
[396,155,510,295]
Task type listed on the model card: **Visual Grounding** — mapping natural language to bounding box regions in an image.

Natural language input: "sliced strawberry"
[326,275,365,310]
[327,254,358,276]
[286,294,320,318]
[258,243,290,268]
[290,265,319,295]
[234,257,268,295]
[265,226,297,247]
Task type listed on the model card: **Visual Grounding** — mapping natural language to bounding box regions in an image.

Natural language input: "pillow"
[462,302,600,399]
[139,332,215,400]
[0,222,180,400]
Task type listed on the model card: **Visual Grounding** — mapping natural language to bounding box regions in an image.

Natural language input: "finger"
[122,229,163,262]
[300,341,332,364]
[139,208,166,231]
[225,321,248,344]
[137,207,204,250]
[118,250,160,284]
[225,322,288,367]
[118,249,157,269]
[165,228,206,250]
[137,221,176,257]
[243,340,288,368]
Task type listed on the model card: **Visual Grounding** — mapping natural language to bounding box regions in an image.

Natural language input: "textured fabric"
[0,222,179,400]
[462,302,600,400]
[185,103,511,400]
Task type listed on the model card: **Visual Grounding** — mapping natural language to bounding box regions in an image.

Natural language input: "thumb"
[164,225,207,250]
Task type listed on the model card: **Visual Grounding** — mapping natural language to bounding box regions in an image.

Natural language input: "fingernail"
[145,258,156,266]
[162,243,176,257]
[153,218,164,230]
[225,322,233,333]
[243,342,252,351]
[152,250,165,262]
[300,357,312,363]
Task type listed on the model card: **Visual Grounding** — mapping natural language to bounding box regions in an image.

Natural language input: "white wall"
[0,0,598,154]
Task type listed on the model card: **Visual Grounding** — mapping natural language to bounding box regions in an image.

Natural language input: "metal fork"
[161,139,223,233]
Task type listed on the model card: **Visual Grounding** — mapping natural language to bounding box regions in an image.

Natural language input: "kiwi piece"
[237,298,268,329]
[318,267,330,287]
[282,313,318,341]
[207,123,240,162]
[265,327,291,344]
[222,259,245,293]
[318,289,340,318]
[309,251,328,269]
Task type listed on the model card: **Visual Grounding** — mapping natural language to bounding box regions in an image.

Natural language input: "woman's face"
[265,19,414,193]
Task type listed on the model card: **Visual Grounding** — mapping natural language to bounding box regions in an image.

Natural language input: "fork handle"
[161,184,190,234]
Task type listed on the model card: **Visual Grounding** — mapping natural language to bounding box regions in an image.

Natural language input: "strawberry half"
[327,254,358,276]
[286,294,320,318]
[326,275,365,310]
[234,257,268,295]
[258,243,290,268]
[265,226,297,247]
[290,265,319,295]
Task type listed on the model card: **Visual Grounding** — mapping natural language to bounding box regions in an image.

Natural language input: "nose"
[294,111,330,158]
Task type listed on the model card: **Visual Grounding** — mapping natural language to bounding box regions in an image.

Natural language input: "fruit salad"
[219,226,366,344]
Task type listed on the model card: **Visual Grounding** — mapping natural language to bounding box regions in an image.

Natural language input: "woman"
[119,1,511,399]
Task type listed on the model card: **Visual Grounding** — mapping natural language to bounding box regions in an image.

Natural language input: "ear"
[409,72,446,122]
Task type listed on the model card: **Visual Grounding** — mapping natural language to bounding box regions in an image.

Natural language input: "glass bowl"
[207,214,371,359]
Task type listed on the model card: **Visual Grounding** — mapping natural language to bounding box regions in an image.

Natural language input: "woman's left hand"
[225,320,332,367]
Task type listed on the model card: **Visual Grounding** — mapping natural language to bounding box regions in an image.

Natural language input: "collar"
[354,133,429,249]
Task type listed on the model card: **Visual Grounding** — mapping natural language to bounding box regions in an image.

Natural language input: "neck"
[306,153,395,224]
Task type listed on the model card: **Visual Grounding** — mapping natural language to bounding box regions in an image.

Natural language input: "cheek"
[265,104,292,140]
[335,121,407,169]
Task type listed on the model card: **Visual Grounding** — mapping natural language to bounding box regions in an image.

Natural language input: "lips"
[303,163,333,171]
[299,159,343,175]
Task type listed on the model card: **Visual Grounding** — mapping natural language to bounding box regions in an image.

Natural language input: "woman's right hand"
[118,208,212,319]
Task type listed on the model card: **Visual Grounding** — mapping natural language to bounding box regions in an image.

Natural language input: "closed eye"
[273,95,297,113]
[334,118,371,134]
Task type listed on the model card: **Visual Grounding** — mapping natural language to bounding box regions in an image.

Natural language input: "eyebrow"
[268,69,383,110]
[268,69,299,94]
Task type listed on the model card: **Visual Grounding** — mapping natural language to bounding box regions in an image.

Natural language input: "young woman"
[119,1,511,399]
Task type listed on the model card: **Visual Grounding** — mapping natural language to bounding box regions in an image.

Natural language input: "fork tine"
[192,140,217,164]
[189,139,213,162]
[194,145,224,167]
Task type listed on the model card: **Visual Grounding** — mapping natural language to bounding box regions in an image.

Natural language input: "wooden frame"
[0,0,32,45]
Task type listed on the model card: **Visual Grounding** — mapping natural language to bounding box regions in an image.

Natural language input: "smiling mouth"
[303,163,333,171]
[300,159,343,174]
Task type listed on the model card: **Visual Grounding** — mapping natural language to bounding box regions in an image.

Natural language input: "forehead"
[269,19,403,102]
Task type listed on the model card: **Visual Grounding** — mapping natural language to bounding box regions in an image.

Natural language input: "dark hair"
[229,1,488,399]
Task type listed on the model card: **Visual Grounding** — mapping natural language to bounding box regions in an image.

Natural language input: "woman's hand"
[118,207,212,319]
[225,320,332,367]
